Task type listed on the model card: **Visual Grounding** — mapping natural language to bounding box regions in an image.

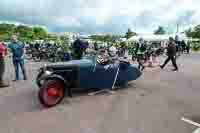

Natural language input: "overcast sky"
[0,0,200,34]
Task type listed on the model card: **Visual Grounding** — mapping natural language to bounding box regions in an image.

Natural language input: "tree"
[125,28,137,39]
[14,25,34,42]
[33,27,48,40]
[0,23,50,42]
[47,34,58,41]
[0,23,15,34]
[185,28,193,38]
[90,35,106,42]
[185,25,200,39]
[58,35,70,51]
[154,26,166,35]
[60,35,69,43]
[90,34,120,43]
[0,23,16,41]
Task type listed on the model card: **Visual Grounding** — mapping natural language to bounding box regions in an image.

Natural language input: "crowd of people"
[134,35,191,72]
[0,34,192,88]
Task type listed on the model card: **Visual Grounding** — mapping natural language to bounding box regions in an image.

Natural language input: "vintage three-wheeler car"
[36,56,142,107]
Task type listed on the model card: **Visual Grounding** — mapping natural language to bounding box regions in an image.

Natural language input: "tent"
[127,33,188,42]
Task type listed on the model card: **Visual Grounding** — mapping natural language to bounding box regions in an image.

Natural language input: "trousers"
[13,59,27,80]
[162,56,178,70]
[0,58,5,81]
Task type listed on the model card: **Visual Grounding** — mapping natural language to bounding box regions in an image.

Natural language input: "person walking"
[0,41,9,87]
[8,35,27,81]
[160,37,178,71]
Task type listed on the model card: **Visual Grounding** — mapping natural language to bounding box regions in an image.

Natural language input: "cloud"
[0,0,200,34]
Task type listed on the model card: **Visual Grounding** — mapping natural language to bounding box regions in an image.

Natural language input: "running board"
[182,117,200,128]
[182,117,200,133]
[88,89,115,96]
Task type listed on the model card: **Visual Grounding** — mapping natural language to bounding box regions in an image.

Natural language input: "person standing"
[94,42,98,51]
[72,38,82,59]
[135,38,147,71]
[72,38,88,59]
[181,40,186,54]
[160,37,178,71]
[186,41,191,54]
[0,41,9,87]
[135,38,147,55]
[8,35,27,81]
[175,35,182,56]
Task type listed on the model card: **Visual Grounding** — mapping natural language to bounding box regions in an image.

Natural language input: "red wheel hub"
[40,80,65,107]
[47,88,59,97]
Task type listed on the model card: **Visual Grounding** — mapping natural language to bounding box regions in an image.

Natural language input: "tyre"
[48,56,56,63]
[132,55,136,62]
[33,55,41,62]
[38,79,66,108]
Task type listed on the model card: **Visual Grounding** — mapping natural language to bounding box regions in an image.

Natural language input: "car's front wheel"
[38,79,65,108]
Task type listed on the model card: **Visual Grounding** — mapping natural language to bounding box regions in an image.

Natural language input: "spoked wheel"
[38,80,65,108]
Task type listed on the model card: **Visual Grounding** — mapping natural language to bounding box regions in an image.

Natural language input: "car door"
[90,64,117,89]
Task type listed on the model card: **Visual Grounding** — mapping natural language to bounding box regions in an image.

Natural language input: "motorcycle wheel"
[33,55,41,62]
[132,55,136,62]
[48,56,56,63]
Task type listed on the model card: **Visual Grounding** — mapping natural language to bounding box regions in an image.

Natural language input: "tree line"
[0,23,49,42]
[1,22,200,43]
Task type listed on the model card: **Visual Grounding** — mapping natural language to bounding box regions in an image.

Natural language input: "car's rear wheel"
[38,79,65,108]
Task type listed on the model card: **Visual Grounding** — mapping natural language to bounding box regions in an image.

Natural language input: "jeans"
[0,58,5,81]
[13,58,27,80]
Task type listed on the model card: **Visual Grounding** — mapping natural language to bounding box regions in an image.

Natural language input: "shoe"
[12,79,18,82]
[172,69,178,72]
[0,82,9,88]
[141,66,145,71]
[160,65,164,69]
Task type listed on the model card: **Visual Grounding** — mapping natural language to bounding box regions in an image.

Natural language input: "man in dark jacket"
[72,38,82,59]
[160,37,178,71]
[72,38,88,59]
